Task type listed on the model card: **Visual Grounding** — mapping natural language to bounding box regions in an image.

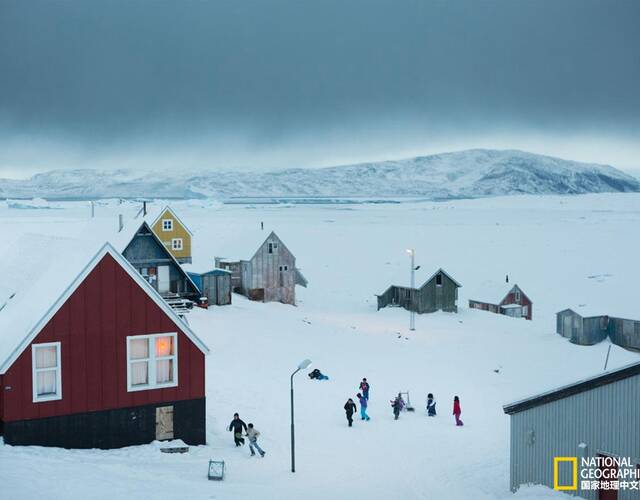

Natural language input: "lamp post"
[407,249,416,331]
[290,358,312,473]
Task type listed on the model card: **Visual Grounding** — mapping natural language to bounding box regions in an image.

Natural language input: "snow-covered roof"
[0,235,209,374]
[558,303,640,321]
[182,263,231,275]
[504,361,640,415]
[500,303,523,309]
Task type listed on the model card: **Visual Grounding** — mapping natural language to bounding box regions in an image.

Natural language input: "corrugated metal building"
[187,269,232,306]
[557,309,640,351]
[503,362,640,499]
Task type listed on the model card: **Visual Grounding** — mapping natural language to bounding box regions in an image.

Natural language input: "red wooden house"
[469,284,533,320]
[0,237,209,449]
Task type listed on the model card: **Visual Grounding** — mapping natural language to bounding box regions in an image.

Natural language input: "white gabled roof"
[0,237,209,374]
[151,206,193,236]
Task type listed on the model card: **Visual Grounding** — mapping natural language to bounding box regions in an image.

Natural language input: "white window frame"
[515,290,521,302]
[126,332,178,392]
[162,219,173,231]
[171,238,183,251]
[32,341,62,403]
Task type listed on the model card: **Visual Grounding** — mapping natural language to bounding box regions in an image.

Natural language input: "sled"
[208,460,225,481]
[160,446,189,454]
[399,391,415,412]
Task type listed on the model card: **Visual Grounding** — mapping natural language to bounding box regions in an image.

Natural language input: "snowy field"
[1,194,639,500]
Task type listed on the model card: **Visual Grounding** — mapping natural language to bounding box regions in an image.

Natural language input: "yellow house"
[151,206,193,263]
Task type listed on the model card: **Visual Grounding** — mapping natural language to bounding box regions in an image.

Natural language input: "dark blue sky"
[1,0,639,177]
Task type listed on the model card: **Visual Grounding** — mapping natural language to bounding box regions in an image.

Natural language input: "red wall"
[501,290,533,320]
[1,253,205,423]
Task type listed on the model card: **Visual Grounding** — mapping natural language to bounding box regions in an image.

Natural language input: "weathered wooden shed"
[215,231,307,306]
[187,268,232,306]
[213,258,243,292]
[377,268,461,314]
[469,284,533,320]
[503,362,640,498]
[557,308,640,351]
[0,237,209,449]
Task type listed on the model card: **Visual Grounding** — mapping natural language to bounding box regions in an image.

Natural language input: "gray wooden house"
[503,361,640,498]
[557,308,640,350]
[215,231,307,305]
[121,221,200,303]
[377,268,461,313]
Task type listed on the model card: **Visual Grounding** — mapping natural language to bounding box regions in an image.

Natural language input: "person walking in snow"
[453,396,464,426]
[344,398,357,427]
[228,413,248,446]
[426,393,436,416]
[357,393,370,421]
[245,423,266,457]
[359,378,370,400]
[391,394,404,420]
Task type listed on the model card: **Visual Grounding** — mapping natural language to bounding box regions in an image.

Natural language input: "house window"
[127,333,178,392]
[32,342,62,402]
[436,273,442,286]
[268,241,278,254]
[515,290,521,302]
[279,265,288,271]
[162,219,173,231]
[172,238,183,251]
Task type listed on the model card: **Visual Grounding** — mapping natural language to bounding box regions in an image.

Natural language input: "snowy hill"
[1,149,638,200]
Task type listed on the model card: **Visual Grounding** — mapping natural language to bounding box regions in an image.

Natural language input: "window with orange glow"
[127,333,178,391]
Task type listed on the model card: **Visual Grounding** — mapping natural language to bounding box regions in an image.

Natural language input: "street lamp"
[290,358,312,473]
[406,249,417,331]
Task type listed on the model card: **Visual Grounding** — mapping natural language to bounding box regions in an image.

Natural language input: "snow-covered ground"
[1,193,639,499]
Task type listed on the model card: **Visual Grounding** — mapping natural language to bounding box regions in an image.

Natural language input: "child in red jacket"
[453,396,464,426]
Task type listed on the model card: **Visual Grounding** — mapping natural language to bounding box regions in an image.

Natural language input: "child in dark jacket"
[426,393,436,416]
[453,396,463,426]
[359,378,370,400]
[344,398,357,427]
[391,394,404,420]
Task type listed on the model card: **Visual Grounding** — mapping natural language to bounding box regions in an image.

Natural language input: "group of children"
[344,379,464,426]
[227,376,463,458]
[227,413,266,457]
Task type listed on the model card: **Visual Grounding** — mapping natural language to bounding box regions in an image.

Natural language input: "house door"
[563,315,573,337]
[597,454,618,500]
[155,406,174,441]
[158,266,170,294]
[435,286,443,310]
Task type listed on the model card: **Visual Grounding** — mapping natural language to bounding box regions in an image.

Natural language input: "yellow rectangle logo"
[554,457,578,490]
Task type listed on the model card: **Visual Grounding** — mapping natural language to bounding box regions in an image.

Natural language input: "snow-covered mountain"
[1,149,638,200]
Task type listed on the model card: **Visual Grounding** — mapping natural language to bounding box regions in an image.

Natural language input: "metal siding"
[509,374,640,498]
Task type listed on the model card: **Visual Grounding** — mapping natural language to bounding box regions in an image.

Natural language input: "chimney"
[118,214,124,232]
[143,201,147,216]
[90,201,95,218]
